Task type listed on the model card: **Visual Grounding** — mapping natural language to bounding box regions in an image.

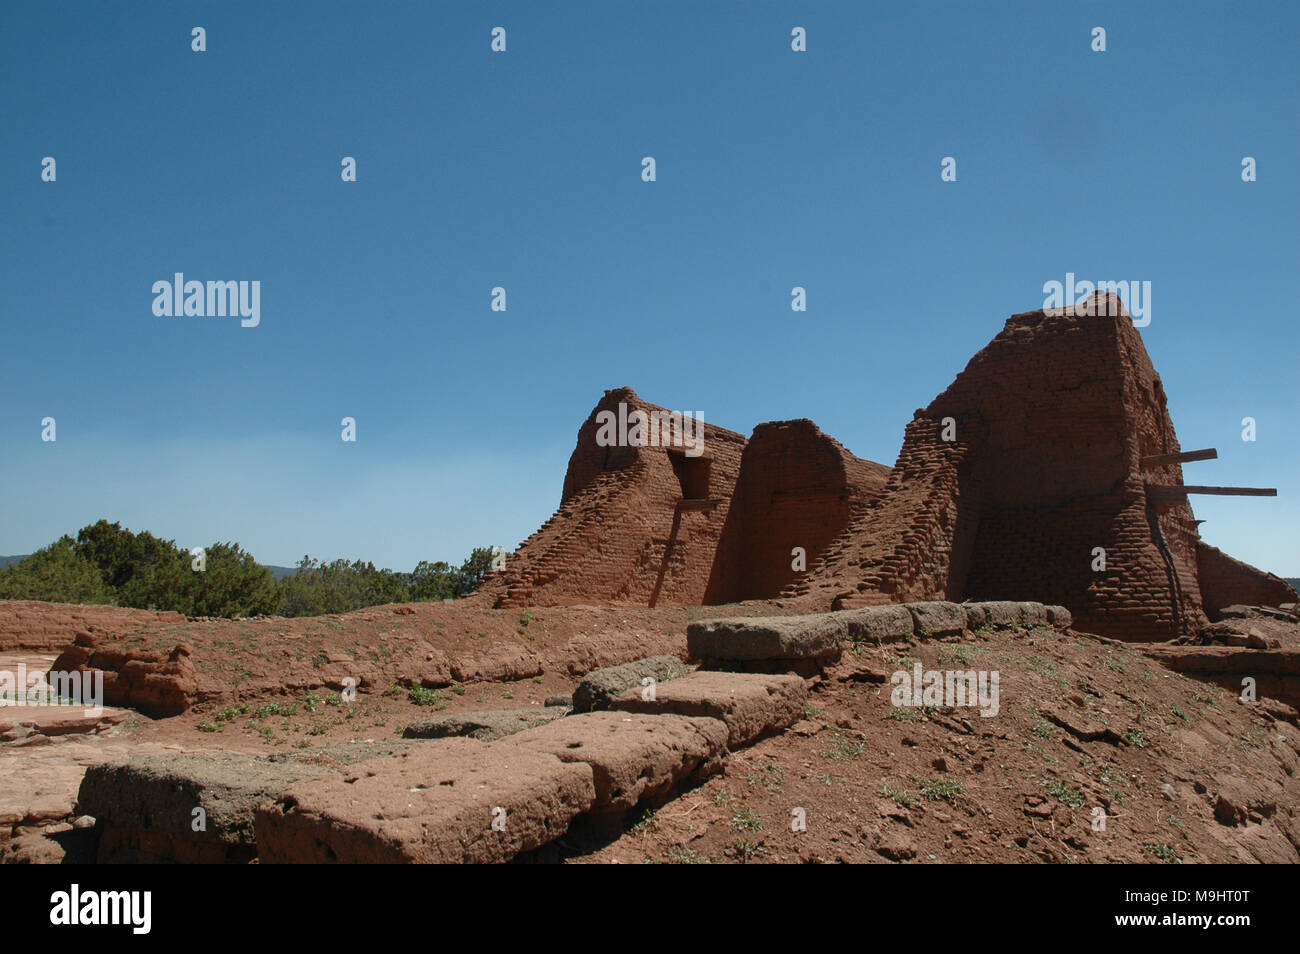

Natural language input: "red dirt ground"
[3,598,1298,864]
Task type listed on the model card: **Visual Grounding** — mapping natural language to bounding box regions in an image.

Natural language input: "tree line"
[0,520,497,618]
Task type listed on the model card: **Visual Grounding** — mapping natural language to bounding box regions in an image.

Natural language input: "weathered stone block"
[687,615,845,662]
[608,670,807,748]
[1045,605,1073,629]
[906,601,967,637]
[256,739,595,864]
[572,656,689,712]
[505,711,726,812]
[841,605,915,643]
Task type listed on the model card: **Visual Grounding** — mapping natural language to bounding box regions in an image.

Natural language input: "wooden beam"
[1140,448,1218,469]
[1148,484,1277,499]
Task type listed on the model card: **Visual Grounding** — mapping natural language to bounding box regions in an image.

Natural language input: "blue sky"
[2,1,1296,575]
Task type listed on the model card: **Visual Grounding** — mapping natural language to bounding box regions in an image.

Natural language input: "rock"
[1246,630,1280,650]
[23,795,74,825]
[51,641,197,717]
[572,656,689,712]
[1214,792,1246,827]
[834,656,890,683]
[979,602,1022,628]
[256,739,596,863]
[1038,706,1127,746]
[607,670,806,748]
[544,694,572,708]
[876,829,917,861]
[1261,698,1299,726]
[963,604,989,630]
[504,711,727,813]
[449,643,542,683]
[688,614,845,662]
[403,707,568,742]
[841,605,915,643]
[78,751,329,860]
[1211,776,1281,827]
[1045,605,1073,629]
[1018,603,1049,628]
[905,602,967,637]
[0,827,98,865]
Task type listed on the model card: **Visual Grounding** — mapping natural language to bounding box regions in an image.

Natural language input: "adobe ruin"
[477,294,1294,639]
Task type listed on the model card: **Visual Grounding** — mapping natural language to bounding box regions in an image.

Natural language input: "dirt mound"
[14,600,761,716]
[577,625,1300,864]
[0,601,185,652]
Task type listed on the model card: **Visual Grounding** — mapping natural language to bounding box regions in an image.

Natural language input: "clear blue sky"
[2,1,1296,576]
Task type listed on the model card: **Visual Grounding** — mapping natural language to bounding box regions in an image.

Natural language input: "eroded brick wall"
[472,297,1281,637]
[797,296,1213,639]
[477,388,747,608]
[705,420,890,603]
[790,417,978,608]
[1197,542,1299,618]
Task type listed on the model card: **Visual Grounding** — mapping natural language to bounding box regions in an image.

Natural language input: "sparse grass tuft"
[1144,842,1181,863]
[919,778,963,804]
[745,763,786,790]
[408,685,445,708]
[821,729,866,761]
[1043,779,1085,809]
[881,782,917,809]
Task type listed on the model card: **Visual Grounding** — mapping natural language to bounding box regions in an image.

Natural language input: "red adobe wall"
[473,296,1285,638]
[477,388,747,608]
[1197,542,1299,618]
[796,294,1209,639]
[704,420,890,604]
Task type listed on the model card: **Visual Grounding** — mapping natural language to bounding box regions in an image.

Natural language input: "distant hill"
[2,554,300,581]
[1287,579,1300,592]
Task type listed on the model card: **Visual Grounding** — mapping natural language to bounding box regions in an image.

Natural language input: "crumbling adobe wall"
[474,296,1280,638]
[1196,542,1299,618]
[704,420,890,604]
[796,295,1209,639]
[477,388,747,608]
[789,417,980,608]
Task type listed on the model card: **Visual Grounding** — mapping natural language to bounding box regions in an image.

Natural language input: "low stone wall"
[687,600,1071,666]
